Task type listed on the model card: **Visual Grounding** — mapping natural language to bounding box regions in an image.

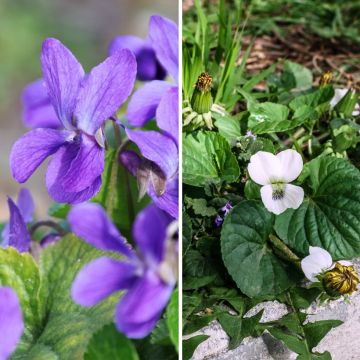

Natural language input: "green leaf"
[214,113,241,144]
[268,328,308,355]
[303,320,342,349]
[217,309,264,349]
[166,289,179,352]
[221,201,295,297]
[10,235,119,358]
[0,247,44,351]
[84,323,139,360]
[248,102,305,134]
[183,131,240,187]
[275,156,360,259]
[283,61,313,91]
[289,86,334,114]
[183,335,209,360]
[186,197,217,217]
[183,211,192,257]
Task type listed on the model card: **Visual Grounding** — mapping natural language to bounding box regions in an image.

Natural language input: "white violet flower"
[248,149,304,215]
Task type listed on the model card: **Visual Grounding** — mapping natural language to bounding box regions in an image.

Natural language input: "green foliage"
[166,289,179,352]
[183,132,240,186]
[183,335,209,360]
[221,201,295,297]
[275,156,360,259]
[84,324,139,360]
[1,235,118,359]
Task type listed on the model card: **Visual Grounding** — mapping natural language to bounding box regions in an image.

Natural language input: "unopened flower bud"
[191,72,213,114]
[323,262,359,296]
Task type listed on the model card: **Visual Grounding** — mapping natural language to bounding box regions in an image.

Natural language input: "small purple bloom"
[0,287,24,360]
[10,38,137,204]
[246,130,256,140]
[69,203,177,339]
[1,188,34,253]
[109,35,166,81]
[215,215,223,227]
[221,202,233,216]
[22,79,60,129]
[126,15,178,128]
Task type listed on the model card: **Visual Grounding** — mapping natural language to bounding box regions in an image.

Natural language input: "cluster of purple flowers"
[2,14,178,356]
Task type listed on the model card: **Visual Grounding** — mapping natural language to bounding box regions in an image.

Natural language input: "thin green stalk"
[268,235,301,270]
[30,221,67,237]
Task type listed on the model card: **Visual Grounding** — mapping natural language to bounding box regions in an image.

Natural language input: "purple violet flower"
[122,88,179,218]
[126,15,178,128]
[214,215,223,227]
[22,79,60,129]
[0,287,24,360]
[221,202,233,216]
[1,188,34,253]
[109,35,166,82]
[10,38,137,204]
[69,202,177,339]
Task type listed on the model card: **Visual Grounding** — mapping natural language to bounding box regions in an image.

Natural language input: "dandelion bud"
[319,71,333,87]
[191,72,213,114]
[323,262,359,296]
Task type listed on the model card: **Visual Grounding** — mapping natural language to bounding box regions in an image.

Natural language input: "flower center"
[271,182,285,201]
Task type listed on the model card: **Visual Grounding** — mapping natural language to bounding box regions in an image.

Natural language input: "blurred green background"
[0,0,178,220]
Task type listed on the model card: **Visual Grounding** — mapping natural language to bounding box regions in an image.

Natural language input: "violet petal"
[156,86,178,145]
[72,257,138,307]
[115,270,173,338]
[148,176,179,219]
[41,38,85,129]
[126,129,178,180]
[126,80,173,127]
[17,188,35,224]
[75,49,136,135]
[46,143,102,204]
[61,134,104,193]
[21,79,60,129]
[119,150,141,177]
[133,204,172,264]
[109,35,164,81]
[68,203,134,257]
[7,198,30,253]
[149,15,178,83]
[0,287,24,360]
[10,128,69,183]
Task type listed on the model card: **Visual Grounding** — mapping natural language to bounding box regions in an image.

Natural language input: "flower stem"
[29,221,67,237]
[268,234,301,269]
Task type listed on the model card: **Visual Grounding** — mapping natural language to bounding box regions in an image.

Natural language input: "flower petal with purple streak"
[7,198,30,253]
[22,79,60,129]
[46,143,102,204]
[41,38,85,129]
[68,203,134,257]
[156,87,178,144]
[119,150,141,177]
[10,128,69,183]
[0,287,24,360]
[75,49,136,135]
[149,15,178,83]
[115,270,173,338]
[61,134,104,193]
[133,204,172,265]
[126,129,178,180]
[72,257,138,307]
[126,81,173,127]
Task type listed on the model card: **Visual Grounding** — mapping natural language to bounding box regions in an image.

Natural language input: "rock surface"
[186,259,360,360]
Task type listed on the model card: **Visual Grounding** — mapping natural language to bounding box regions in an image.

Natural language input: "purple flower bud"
[221,202,233,217]
[215,215,223,227]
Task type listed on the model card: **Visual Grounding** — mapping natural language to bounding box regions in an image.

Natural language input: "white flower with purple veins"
[248,149,304,215]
